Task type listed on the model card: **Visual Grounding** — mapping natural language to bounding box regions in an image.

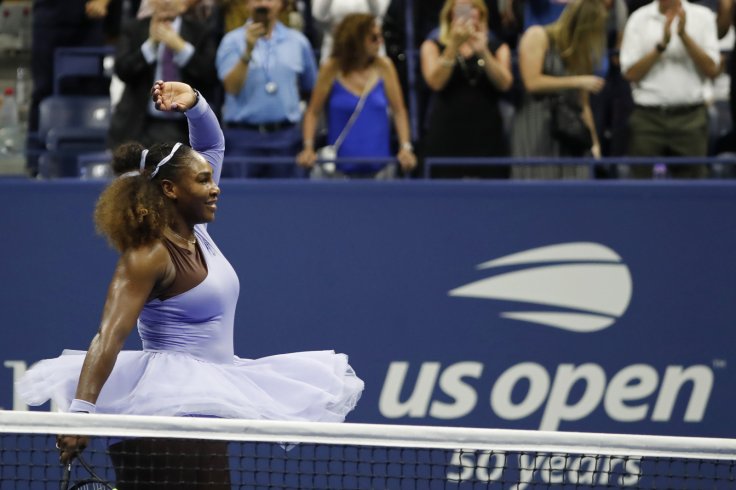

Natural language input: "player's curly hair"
[94,141,192,252]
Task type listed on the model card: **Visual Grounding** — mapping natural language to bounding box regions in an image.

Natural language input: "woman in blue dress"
[18,81,364,487]
[297,13,416,178]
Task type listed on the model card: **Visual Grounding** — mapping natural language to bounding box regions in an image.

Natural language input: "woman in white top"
[311,0,391,64]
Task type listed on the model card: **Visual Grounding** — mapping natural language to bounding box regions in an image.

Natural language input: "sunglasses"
[369,32,383,43]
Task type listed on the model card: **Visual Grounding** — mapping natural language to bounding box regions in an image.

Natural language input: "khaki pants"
[627,105,709,179]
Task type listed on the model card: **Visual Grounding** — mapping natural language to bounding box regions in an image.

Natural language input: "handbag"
[550,95,592,155]
[312,73,377,178]
[315,144,338,175]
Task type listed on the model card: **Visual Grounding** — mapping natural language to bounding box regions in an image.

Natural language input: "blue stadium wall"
[1,180,735,438]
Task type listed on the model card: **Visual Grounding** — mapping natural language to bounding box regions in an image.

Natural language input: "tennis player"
[18,80,364,488]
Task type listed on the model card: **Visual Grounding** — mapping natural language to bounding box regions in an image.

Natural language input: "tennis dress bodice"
[138,227,239,364]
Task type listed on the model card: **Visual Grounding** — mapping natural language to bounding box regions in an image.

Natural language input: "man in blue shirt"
[216,0,317,178]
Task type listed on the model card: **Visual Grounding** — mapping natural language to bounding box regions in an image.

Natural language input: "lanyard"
[259,34,278,94]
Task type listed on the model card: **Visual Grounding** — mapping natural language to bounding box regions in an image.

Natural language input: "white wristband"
[69,399,96,414]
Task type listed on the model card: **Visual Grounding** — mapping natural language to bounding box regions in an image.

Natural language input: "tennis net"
[0,410,734,489]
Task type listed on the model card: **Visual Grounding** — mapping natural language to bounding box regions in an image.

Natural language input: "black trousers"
[108,438,231,489]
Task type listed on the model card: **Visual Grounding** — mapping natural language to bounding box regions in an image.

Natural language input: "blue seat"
[77,150,113,179]
[36,95,111,178]
[53,46,115,95]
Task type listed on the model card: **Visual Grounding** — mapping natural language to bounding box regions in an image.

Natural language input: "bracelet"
[401,142,414,152]
[69,399,96,414]
[241,50,252,64]
[439,56,455,68]
[184,88,200,113]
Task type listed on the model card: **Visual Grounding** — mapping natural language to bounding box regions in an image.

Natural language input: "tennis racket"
[60,453,116,490]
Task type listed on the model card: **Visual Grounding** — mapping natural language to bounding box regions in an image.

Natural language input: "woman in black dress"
[420,0,513,178]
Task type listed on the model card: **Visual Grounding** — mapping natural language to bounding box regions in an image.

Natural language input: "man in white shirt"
[716,0,735,154]
[620,0,720,178]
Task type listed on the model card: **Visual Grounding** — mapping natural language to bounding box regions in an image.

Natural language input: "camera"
[453,4,472,21]
[252,6,270,25]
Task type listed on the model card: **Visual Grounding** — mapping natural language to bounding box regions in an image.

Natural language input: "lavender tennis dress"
[17,97,364,422]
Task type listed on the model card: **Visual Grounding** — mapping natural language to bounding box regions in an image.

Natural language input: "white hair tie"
[119,170,141,178]
[139,149,149,171]
[149,143,183,179]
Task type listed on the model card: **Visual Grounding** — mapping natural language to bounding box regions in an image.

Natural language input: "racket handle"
[60,463,71,490]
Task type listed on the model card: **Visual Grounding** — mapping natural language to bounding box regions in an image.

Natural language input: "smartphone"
[252,6,270,26]
[454,3,473,21]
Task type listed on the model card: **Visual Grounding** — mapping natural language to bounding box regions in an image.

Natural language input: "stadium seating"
[35,95,111,178]
[53,46,115,95]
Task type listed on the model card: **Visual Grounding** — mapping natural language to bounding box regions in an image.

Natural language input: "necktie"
[161,46,178,82]
[156,46,182,119]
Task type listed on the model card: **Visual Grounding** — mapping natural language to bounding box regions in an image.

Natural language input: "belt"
[226,120,296,133]
[635,104,703,115]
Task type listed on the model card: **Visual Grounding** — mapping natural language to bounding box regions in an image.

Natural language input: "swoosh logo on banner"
[448,243,632,332]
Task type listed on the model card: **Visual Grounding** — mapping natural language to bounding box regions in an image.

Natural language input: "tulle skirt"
[17,349,364,422]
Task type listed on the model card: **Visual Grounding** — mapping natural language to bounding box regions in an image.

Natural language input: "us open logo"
[449,242,632,332]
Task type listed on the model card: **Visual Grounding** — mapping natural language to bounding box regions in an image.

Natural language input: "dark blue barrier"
[424,156,736,178]
[1,180,735,438]
[221,155,400,178]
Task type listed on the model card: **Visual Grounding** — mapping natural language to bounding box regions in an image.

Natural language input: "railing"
[11,152,736,180]
[221,155,401,179]
[423,156,736,179]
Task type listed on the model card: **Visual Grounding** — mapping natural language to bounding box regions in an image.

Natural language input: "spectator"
[108,0,218,148]
[717,0,734,152]
[511,0,607,179]
[420,0,514,179]
[311,0,391,64]
[216,0,317,178]
[27,0,113,176]
[502,1,631,166]
[418,0,521,47]
[136,0,216,19]
[297,13,416,179]
[132,0,224,45]
[219,0,304,35]
[513,0,627,77]
[590,0,631,164]
[620,0,720,178]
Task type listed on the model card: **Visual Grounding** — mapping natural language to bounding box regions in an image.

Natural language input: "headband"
[139,149,149,171]
[149,143,183,179]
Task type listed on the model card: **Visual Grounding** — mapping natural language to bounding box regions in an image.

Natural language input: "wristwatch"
[656,42,667,53]
[401,142,414,152]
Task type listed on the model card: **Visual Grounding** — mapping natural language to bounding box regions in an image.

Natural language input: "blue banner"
[1,180,735,438]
